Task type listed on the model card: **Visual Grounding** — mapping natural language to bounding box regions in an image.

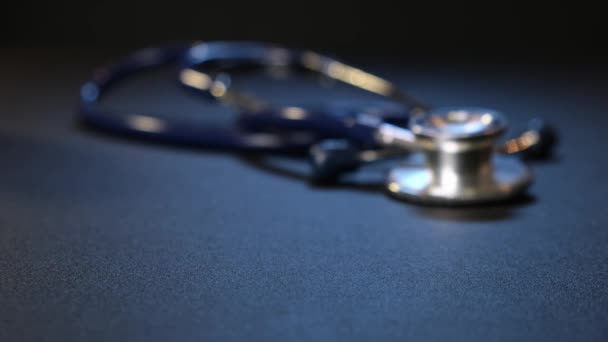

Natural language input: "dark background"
[3,1,607,62]
[2,2,608,341]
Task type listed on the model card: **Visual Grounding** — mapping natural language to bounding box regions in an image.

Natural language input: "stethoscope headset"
[79,41,557,205]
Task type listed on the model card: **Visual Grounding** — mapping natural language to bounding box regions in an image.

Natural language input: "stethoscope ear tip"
[308,139,361,184]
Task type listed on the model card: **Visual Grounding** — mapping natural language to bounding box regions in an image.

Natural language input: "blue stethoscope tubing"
[79,41,422,152]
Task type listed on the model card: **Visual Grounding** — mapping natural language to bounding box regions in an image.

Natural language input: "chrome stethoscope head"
[385,108,531,204]
[311,107,556,204]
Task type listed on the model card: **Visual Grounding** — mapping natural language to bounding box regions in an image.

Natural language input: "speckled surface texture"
[1,49,607,341]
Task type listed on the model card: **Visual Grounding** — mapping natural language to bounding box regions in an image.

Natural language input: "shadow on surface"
[77,122,538,222]
[408,194,536,222]
[238,154,385,193]
[240,154,537,222]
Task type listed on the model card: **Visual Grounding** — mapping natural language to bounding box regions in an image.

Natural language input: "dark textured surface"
[1,48,608,341]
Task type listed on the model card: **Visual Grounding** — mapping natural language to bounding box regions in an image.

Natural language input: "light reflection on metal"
[500,130,540,154]
[127,115,166,133]
[300,52,395,97]
[210,81,227,97]
[325,61,394,96]
[480,113,494,125]
[376,123,418,149]
[179,69,212,90]
[282,107,307,120]
[387,182,400,193]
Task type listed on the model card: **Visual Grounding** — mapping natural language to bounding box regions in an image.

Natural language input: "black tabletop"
[1,48,607,341]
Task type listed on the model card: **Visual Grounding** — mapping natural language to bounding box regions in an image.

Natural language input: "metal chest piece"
[386,108,532,204]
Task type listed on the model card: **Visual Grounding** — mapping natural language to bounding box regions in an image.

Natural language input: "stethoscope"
[79,41,556,205]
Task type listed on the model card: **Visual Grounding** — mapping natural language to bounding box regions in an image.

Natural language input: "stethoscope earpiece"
[309,139,362,184]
